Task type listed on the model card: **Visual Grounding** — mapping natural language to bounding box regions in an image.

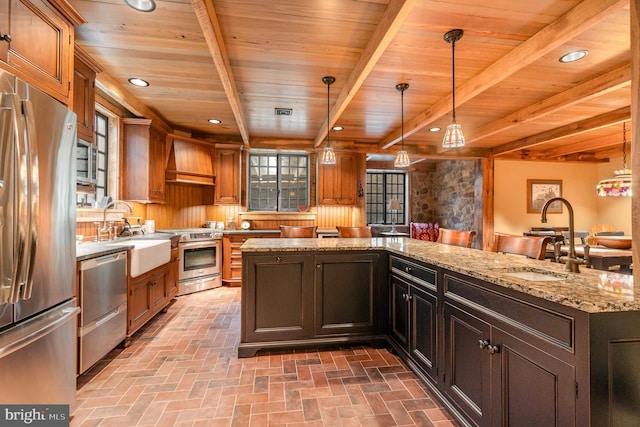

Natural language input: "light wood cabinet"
[167,246,179,299]
[126,262,171,342]
[122,118,167,203]
[222,232,276,287]
[214,146,240,204]
[1,0,83,103]
[317,151,358,205]
[73,47,101,142]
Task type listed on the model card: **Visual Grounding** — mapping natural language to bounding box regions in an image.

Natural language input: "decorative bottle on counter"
[226,216,236,230]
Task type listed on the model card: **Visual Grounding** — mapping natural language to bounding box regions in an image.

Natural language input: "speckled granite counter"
[75,232,179,261]
[241,237,637,313]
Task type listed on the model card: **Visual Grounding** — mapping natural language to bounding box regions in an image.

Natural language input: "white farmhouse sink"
[106,239,171,278]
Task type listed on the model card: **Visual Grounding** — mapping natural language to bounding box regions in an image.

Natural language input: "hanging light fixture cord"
[323,76,335,148]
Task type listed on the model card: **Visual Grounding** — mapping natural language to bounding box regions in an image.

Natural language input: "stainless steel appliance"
[161,228,222,295]
[0,70,80,407]
[78,251,127,374]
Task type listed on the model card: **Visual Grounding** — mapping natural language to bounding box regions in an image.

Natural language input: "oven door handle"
[179,240,220,250]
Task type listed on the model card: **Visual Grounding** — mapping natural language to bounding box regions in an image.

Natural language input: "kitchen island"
[241,237,640,427]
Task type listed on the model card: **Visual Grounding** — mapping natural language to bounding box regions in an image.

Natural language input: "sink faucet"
[540,197,585,273]
[102,200,134,240]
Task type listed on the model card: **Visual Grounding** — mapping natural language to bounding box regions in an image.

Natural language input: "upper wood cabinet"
[73,47,102,143]
[317,151,359,206]
[122,118,167,203]
[214,145,240,204]
[1,0,85,103]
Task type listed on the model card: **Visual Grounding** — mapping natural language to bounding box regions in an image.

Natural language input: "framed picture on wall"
[527,179,562,213]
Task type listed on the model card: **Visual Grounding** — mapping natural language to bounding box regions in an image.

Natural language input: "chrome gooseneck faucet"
[540,197,586,273]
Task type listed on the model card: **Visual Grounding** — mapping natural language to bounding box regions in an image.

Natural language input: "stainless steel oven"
[162,228,222,295]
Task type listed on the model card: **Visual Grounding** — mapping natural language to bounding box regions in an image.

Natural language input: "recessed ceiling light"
[128,78,149,87]
[332,125,344,131]
[208,119,221,124]
[559,50,588,63]
[124,0,156,12]
[429,127,441,132]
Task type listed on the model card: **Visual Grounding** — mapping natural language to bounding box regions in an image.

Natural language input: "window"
[248,153,309,211]
[94,111,109,201]
[366,171,407,225]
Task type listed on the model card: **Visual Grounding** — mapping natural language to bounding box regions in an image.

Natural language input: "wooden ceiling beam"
[191,0,251,146]
[313,0,418,148]
[492,106,631,157]
[466,63,631,144]
[379,0,627,150]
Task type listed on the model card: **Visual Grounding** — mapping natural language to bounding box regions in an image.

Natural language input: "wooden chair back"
[491,233,553,260]
[280,225,317,238]
[337,226,372,238]
[437,228,476,248]
[410,222,439,241]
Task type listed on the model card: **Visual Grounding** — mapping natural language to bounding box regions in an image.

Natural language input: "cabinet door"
[410,284,438,382]
[317,152,357,205]
[73,55,96,142]
[215,147,240,204]
[0,3,9,62]
[149,267,168,311]
[314,253,379,336]
[167,247,179,298]
[7,0,72,101]
[243,254,314,342]
[443,302,492,427]
[122,118,166,203]
[128,274,151,335]
[491,327,576,427]
[390,274,410,348]
[148,126,166,201]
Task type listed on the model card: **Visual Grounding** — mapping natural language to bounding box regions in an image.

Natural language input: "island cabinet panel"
[240,250,387,357]
[314,253,381,336]
[389,256,438,383]
[441,271,577,426]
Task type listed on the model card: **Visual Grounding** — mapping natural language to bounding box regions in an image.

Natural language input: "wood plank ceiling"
[68,0,632,164]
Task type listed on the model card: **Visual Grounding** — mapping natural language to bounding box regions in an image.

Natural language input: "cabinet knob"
[276,256,282,263]
[488,344,500,355]
[405,266,412,274]
[478,339,490,350]
[0,34,11,43]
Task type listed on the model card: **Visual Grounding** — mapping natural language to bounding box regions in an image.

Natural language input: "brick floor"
[72,287,461,426]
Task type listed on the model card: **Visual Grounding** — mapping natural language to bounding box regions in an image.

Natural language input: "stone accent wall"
[410,160,483,245]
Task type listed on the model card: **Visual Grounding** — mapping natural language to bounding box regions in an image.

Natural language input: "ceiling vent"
[275,108,293,116]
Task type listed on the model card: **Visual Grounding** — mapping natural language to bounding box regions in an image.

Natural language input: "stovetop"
[158,228,222,241]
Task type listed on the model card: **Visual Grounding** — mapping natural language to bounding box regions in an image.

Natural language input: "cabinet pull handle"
[478,339,490,350]
[405,266,412,274]
[0,34,11,43]
[488,345,500,355]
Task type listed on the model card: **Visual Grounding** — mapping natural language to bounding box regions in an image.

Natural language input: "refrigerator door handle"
[19,98,39,300]
[0,305,80,359]
[0,93,15,304]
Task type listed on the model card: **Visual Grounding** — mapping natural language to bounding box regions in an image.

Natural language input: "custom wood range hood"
[165,134,215,187]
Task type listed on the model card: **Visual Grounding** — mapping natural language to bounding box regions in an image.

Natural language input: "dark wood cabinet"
[389,256,438,383]
[2,0,82,103]
[240,250,386,357]
[122,118,167,203]
[317,151,359,205]
[214,146,240,204]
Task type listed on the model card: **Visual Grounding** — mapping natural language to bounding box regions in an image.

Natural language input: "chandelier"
[596,122,632,197]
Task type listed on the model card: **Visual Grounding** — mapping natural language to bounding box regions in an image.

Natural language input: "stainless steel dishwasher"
[78,251,128,374]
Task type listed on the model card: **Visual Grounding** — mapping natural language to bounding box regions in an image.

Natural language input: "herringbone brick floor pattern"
[72,287,460,426]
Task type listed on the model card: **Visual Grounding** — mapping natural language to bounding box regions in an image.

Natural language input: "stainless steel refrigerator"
[0,70,80,409]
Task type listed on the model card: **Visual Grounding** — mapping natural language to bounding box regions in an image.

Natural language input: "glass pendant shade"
[394,83,410,168]
[442,122,465,148]
[394,149,411,168]
[596,122,632,197]
[320,76,337,165]
[320,146,336,165]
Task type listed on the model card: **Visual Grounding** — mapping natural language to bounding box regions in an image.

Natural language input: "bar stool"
[279,225,317,238]
[337,226,372,238]
[437,228,476,248]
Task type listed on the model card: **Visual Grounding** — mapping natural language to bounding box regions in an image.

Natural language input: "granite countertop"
[240,237,637,314]
[76,232,179,261]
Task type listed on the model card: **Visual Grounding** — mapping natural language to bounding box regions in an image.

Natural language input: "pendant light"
[596,122,632,197]
[442,29,465,148]
[320,76,337,165]
[394,83,411,168]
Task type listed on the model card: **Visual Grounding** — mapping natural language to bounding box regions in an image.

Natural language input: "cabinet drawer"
[443,272,574,351]
[390,256,436,288]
